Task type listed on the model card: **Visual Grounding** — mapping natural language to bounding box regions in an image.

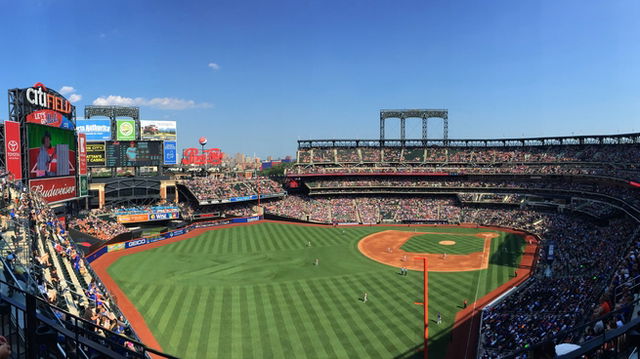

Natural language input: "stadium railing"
[499,295,640,359]
[0,279,177,359]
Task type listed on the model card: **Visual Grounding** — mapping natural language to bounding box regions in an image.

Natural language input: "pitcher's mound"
[439,240,456,246]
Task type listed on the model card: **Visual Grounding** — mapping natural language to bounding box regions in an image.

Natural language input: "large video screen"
[140,120,177,141]
[105,141,162,167]
[27,123,77,179]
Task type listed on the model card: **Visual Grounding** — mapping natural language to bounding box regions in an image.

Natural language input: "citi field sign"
[24,83,72,115]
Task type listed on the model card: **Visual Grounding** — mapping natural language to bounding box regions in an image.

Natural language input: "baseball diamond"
[92,221,531,359]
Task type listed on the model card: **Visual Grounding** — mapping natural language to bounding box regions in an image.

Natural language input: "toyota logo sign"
[7,140,18,152]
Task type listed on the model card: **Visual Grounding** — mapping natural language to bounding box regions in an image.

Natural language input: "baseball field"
[97,221,531,359]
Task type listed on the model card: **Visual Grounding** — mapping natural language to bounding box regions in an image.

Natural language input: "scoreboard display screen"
[105,141,162,167]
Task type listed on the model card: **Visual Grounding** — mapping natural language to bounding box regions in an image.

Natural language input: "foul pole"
[414,257,429,359]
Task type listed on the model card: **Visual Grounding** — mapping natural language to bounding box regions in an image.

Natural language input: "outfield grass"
[108,223,524,359]
[400,232,486,255]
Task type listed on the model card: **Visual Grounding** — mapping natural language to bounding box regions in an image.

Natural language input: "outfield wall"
[85,215,263,263]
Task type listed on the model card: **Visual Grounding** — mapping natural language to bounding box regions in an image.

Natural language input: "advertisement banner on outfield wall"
[116,119,136,141]
[125,238,147,249]
[76,119,112,141]
[108,243,125,252]
[163,141,177,165]
[85,216,263,262]
[4,121,22,180]
[146,235,164,244]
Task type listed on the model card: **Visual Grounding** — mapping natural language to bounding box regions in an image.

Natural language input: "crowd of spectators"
[304,177,640,211]
[69,215,129,241]
[337,148,360,163]
[289,163,638,179]
[473,209,638,358]
[457,192,525,204]
[324,197,358,223]
[222,203,259,217]
[183,177,283,202]
[0,180,144,356]
[312,149,334,163]
[293,144,640,181]
[266,195,461,223]
[298,144,640,165]
[265,195,332,223]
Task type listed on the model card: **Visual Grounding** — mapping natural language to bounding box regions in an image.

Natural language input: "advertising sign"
[27,123,76,179]
[26,109,74,129]
[181,147,223,165]
[78,133,87,175]
[125,238,148,249]
[149,212,179,221]
[23,83,72,115]
[105,141,162,167]
[140,120,177,141]
[78,175,88,197]
[116,119,136,141]
[108,243,125,252]
[163,141,177,165]
[4,121,22,180]
[29,176,77,203]
[86,143,106,166]
[117,214,149,223]
[117,210,179,223]
[76,119,111,141]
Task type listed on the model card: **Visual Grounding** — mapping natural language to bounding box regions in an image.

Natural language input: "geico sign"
[25,83,72,115]
[127,239,147,247]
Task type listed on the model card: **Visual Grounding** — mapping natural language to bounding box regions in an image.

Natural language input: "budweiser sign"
[29,176,77,203]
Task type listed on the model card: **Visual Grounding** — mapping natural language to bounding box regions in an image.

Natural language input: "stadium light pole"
[257,177,261,207]
[414,257,428,359]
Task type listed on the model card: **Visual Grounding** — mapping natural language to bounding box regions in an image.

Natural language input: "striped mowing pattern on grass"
[107,222,525,359]
[400,233,486,255]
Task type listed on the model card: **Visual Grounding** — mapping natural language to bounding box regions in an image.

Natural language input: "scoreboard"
[105,141,162,167]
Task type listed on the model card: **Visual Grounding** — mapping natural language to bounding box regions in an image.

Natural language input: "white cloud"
[59,86,76,96]
[92,95,212,110]
[59,86,82,103]
[208,62,220,71]
[68,94,83,103]
[92,95,143,107]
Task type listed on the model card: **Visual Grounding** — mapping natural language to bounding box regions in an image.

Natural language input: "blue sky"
[0,0,638,158]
